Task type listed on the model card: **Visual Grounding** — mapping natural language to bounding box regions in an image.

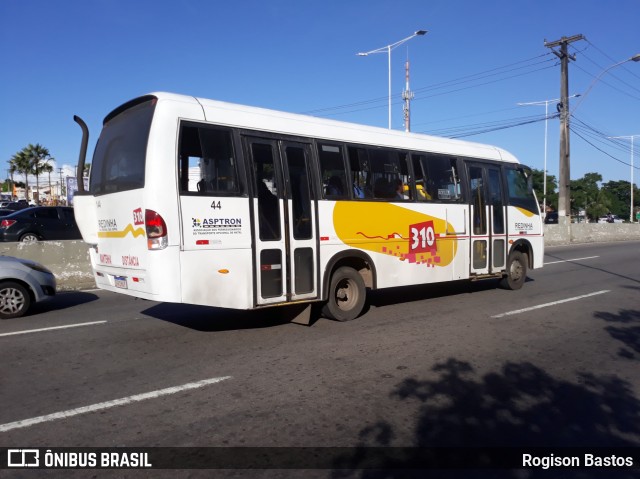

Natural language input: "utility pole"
[402,59,414,132]
[517,94,581,219]
[58,167,64,205]
[544,34,584,223]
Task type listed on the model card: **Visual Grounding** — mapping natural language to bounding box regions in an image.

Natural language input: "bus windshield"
[90,98,156,195]
[505,166,538,213]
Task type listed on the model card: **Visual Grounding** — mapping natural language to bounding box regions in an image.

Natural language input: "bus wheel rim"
[335,279,357,311]
[510,260,523,280]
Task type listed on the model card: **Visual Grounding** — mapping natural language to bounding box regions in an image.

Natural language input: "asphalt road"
[1,240,639,478]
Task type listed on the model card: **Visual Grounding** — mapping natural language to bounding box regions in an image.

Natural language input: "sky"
[1,0,639,188]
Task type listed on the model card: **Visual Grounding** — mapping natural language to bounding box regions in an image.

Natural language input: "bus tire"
[322,266,366,321]
[500,251,527,290]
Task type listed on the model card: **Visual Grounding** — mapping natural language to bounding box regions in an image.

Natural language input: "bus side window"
[251,143,281,241]
[347,146,370,199]
[318,143,349,200]
[367,148,410,200]
[397,151,412,200]
[413,155,432,201]
[415,154,462,203]
[178,124,240,196]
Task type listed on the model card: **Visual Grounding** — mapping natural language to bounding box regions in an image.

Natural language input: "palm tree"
[25,144,53,205]
[8,160,17,199]
[35,157,54,204]
[9,150,31,201]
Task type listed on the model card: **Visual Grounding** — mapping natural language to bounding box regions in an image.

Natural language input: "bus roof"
[132,92,520,164]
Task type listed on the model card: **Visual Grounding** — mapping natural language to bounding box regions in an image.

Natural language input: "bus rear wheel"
[322,266,366,321]
[500,251,527,290]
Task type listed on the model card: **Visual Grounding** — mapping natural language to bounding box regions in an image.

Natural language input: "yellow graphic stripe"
[333,202,457,267]
[98,224,146,239]
[516,207,535,217]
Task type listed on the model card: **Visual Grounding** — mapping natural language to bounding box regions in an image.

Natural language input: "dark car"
[5,201,30,211]
[544,212,558,224]
[0,207,82,242]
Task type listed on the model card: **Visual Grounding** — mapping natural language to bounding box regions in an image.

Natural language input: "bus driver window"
[178,124,240,196]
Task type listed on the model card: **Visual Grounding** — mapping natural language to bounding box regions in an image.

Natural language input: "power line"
[411,64,556,103]
[421,112,549,135]
[570,116,640,170]
[583,38,640,82]
[569,46,640,99]
[571,127,639,170]
[412,105,522,128]
[411,55,555,96]
[425,113,557,139]
[572,116,634,153]
[301,53,555,117]
[571,61,640,101]
[307,62,556,119]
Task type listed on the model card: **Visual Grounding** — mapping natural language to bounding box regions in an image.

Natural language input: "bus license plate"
[114,276,128,289]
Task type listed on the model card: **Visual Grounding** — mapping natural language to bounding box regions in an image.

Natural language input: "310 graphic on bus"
[409,221,437,254]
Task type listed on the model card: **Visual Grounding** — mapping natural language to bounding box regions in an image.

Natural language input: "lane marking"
[544,256,599,265]
[0,321,107,338]
[492,290,610,318]
[0,376,232,433]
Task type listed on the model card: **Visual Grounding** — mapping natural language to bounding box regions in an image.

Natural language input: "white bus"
[73,92,543,322]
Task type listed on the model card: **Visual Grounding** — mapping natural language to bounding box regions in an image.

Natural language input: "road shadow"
[140,302,320,332]
[367,277,531,310]
[141,276,534,331]
[594,290,640,360]
[331,359,640,478]
[23,291,99,318]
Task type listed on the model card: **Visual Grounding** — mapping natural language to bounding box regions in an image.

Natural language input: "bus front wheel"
[322,266,366,321]
[500,251,527,290]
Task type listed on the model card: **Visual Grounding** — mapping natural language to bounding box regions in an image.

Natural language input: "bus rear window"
[90,99,155,195]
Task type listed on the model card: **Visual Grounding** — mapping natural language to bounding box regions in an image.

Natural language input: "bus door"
[467,163,507,275]
[245,137,318,306]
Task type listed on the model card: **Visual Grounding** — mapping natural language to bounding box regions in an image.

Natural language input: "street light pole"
[357,30,427,129]
[608,135,639,222]
[518,94,580,217]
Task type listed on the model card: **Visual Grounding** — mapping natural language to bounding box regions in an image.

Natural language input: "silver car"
[0,255,56,319]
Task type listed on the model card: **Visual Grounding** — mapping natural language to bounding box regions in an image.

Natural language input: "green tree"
[25,144,54,205]
[531,168,558,211]
[8,150,31,201]
[570,172,611,221]
[8,158,18,197]
[8,144,55,204]
[601,180,639,221]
